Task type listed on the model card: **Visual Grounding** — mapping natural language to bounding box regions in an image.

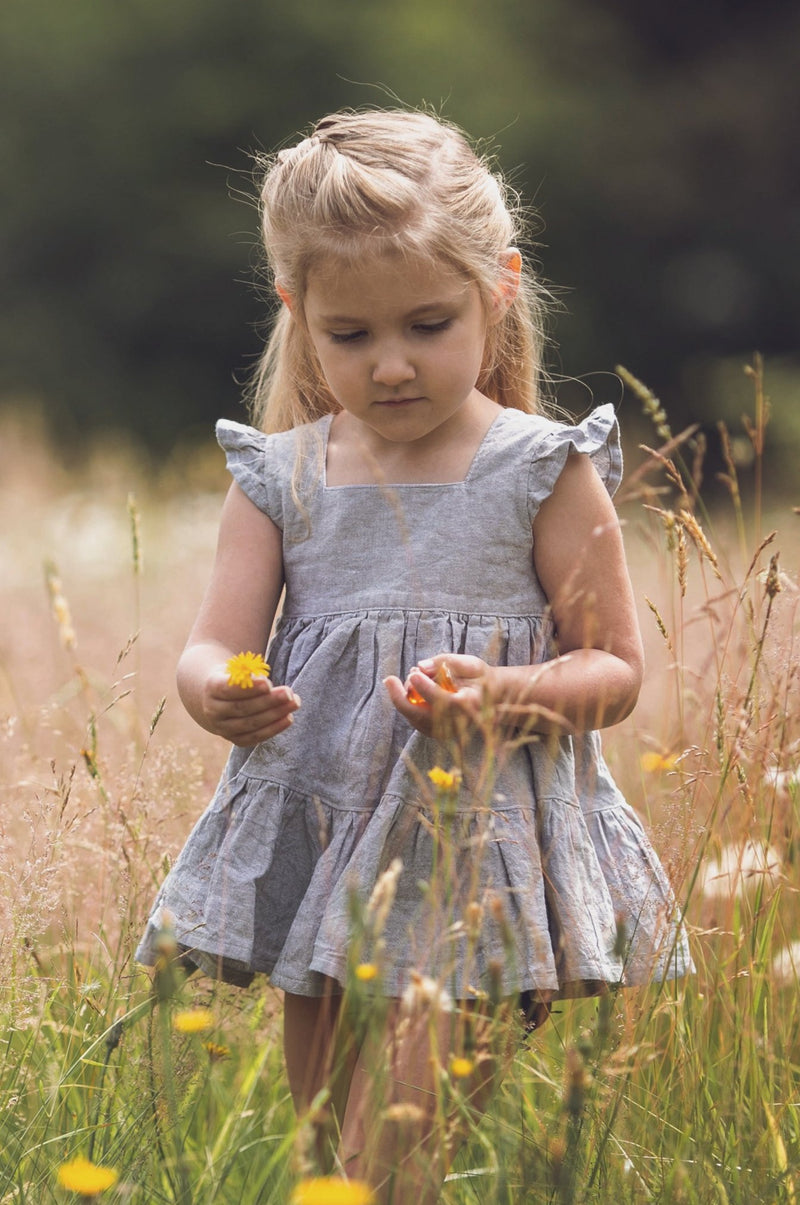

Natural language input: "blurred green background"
[2,0,799,464]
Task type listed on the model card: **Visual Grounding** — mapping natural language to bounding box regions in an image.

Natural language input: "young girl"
[137,108,691,1201]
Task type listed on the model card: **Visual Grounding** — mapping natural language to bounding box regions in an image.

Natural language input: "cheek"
[326,352,359,382]
[313,342,343,374]
[443,333,486,381]
[316,350,362,398]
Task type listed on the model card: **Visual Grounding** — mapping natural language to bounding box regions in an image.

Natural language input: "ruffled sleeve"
[526,403,622,521]
[216,419,284,527]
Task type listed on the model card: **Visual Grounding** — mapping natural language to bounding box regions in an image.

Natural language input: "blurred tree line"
[2,0,799,464]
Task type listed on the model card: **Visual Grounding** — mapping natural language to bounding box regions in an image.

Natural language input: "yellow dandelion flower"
[56,1156,118,1195]
[226,651,271,689]
[449,1055,475,1079]
[173,1007,214,1034]
[354,962,379,982]
[427,766,459,791]
[291,1176,375,1205]
[203,1041,231,1060]
[640,751,678,774]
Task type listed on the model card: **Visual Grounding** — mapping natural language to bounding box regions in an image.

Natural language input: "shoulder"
[488,403,618,458]
[216,416,326,456]
[515,404,623,520]
[497,402,618,450]
[214,416,329,525]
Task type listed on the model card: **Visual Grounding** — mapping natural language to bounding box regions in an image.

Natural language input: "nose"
[371,341,415,388]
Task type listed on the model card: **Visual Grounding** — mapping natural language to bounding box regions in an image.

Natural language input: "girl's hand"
[199,665,300,747]
[383,654,490,738]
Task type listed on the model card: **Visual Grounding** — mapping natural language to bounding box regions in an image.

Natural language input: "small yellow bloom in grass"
[56,1156,118,1195]
[354,962,379,982]
[428,766,459,791]
[640,751,677,774]
[173,1007,214,1034]
[226,651,271,688]
[203,1040,231,1060]
[291,1177,375,1205]
[449,1055,475,1079]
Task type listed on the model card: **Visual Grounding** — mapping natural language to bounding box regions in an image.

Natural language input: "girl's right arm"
[176,482,300,747]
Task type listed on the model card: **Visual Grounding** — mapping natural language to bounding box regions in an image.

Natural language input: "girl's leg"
[339,1002,514,1205]
[283,986,342,1111]
[284,981,358,1171]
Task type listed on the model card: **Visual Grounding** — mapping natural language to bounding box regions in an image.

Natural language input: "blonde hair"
[248,108,549,433]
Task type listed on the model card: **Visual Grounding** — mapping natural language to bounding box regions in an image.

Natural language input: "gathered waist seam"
[278,607,550,622]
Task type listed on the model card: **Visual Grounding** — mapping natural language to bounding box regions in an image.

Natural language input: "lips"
[375,396,424,406]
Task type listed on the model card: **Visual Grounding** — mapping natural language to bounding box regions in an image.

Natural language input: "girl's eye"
[415,319,452,335]
[329,330,366,344]
[327,318,452,343]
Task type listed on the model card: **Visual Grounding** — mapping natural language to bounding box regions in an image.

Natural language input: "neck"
[325,393,501,486]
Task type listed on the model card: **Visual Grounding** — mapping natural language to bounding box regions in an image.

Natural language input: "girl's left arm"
[386,452,644,736]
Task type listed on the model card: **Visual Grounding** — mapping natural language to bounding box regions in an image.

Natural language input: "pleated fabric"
[136,404,692,997]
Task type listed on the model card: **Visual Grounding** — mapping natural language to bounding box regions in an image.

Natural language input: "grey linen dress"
[136,403,692,999]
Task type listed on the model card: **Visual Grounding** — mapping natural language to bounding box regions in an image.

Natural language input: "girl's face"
[301,254,493,449]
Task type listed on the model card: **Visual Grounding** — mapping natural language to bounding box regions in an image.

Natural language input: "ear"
[275,281,294,312]
[489,248,521,323]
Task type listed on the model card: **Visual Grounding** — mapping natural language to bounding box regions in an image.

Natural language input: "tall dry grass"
[1,361,799,1203]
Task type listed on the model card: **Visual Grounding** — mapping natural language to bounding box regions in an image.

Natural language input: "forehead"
[303,251,475,313]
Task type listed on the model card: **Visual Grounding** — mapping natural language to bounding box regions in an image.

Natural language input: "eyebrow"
[315,300,459,324]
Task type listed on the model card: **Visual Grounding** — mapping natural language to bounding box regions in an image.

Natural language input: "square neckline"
[320,407,510,491]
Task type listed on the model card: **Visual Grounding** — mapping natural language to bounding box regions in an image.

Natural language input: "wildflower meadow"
[1,361,799,1203]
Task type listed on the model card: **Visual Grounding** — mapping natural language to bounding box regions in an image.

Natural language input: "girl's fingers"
[383,673,448,737]
[405,668,438,702]
[222,704,298,743]
[229,714,296,747]
[224,697,297,723]
[210,678,273,703]
[205,685,300,741]
[385,671,440,711]
[210,684,299,717]
[385,667,485,740]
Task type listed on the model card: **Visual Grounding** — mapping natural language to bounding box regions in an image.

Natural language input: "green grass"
[1,360,799,1202]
